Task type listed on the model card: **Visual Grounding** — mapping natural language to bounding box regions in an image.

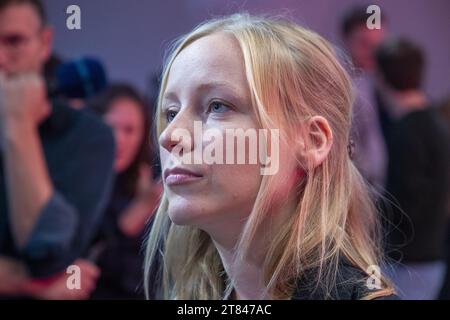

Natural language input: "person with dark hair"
[0,0,115,298]
[88,84,162,299]
[341,4,387,72]
[0,0,50,73]
[375,37,450,299]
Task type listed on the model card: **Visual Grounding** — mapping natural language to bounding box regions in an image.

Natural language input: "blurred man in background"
[376,37,450,300]
[0,0,115,299]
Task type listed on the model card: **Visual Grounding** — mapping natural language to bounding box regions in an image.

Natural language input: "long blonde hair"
[144,13,394,300]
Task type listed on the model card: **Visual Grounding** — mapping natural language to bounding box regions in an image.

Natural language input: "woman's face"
[159,33,263,232]
[104,97,144,173]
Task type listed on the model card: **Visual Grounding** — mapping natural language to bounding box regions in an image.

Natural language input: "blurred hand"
[0,72,50,128]
[0,256,28,295]
[136,164,155,200]
[30,259,100,300]
[118,163,162,237]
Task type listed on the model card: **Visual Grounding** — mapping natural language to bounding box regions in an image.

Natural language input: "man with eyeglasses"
[0,0,115,299]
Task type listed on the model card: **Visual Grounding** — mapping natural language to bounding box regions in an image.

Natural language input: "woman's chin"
[167,202,203,226]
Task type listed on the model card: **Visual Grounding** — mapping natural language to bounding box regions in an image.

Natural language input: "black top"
[292,259,398,300]
[0,99,115,278]
[89,180,150,300]
[383,107,450,262]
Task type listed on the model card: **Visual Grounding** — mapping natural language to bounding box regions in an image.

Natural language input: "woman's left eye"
[208,101,230,114]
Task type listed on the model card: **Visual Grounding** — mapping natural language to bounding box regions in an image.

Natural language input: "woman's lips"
[163,167,203,186]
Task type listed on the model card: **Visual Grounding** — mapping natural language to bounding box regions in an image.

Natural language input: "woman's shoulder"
[292,259,399,300]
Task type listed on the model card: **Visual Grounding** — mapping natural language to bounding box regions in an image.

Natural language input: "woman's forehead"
[166,33,247,93]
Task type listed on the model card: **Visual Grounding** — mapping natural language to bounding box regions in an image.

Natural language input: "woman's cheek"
[210,163,262,213]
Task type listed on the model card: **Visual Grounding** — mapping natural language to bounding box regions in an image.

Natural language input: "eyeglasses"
[0,34,31,51]
[0,29,42,54]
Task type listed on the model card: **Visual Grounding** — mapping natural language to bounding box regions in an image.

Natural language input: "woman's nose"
[159,109,195,156]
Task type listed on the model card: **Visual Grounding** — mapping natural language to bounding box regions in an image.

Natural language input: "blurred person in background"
[437,96,450,299]
[54,57,109,110]
[375,38,450,300]
[0,0,114,299]
[439,96,450,127]
[342,5,386,72]
[340,5,388,193]
[88,84,162,299]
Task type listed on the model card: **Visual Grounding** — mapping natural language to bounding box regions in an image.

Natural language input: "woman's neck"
[205,191,298,300]
[212,237,268,300]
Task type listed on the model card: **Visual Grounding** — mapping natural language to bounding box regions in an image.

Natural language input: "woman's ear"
[297,116,333,169]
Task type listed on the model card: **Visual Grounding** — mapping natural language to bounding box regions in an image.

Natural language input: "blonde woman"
[144,14,397,300]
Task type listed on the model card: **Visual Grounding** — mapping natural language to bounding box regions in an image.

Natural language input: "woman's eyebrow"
[162,81,248,104]
[162,91,179,103]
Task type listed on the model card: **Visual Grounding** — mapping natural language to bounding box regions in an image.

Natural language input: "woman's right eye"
[165,109,178,123]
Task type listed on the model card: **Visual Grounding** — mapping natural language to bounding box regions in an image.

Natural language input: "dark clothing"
[438,224,450,299]
[0,99,115,278]
[89,180,150,300]
[374,88,394,143]
[383,107,450,263]
[292,259,398,300]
